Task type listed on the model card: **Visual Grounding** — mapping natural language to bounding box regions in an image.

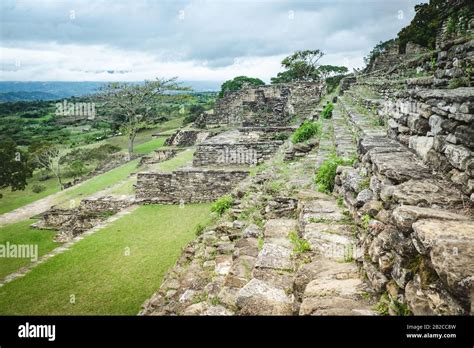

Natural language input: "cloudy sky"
[0,0,423,83]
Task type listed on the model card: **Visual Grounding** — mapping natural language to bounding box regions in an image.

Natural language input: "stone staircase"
[139,80,472,316]
[139,114,377,316]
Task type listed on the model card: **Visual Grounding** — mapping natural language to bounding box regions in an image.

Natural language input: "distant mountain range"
[0,81,222,102]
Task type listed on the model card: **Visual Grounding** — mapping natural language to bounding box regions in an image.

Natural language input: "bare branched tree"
[97,77,189,158]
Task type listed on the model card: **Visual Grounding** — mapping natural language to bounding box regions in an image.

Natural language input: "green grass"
[104,117,183,151]
[133,137,167,154]
[148,149,195,173]
[0,176,60,215]
[54,159,142,208]
[0,120,177,215]
[0,220,60,279]
[0,204,212,315]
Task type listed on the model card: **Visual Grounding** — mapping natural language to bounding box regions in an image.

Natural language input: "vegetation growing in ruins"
[210,195,233,216]
[291,120,321,143]
[321,102,334,119]
[363,39,397,66]
[218,76,265,98]
[315,154,352,193]
[289,231,311,255]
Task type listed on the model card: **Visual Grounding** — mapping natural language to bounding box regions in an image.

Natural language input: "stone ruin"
[138,4,474,316]
[134,83,322,204]
[196,82,324,127]
[34,196,134,242]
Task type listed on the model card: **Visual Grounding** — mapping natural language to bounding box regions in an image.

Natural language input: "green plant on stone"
[361,214,372,230]
[430,57,437,71]
[258,236,264,251]
[343,243,354,263]
[321,102,334,119]
[315,154,352,193]
[309,217,328,224]
[374,293,390,316]
[390,300,412,316]
[291,120,321,144]
[336,196,344,208]
[210,195,233,216]
[289,231,311,255]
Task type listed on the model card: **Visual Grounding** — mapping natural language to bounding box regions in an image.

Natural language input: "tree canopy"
[0,137,32,196]
[97,77,188,157]
[218,76,265,98]
[271,50,324,83]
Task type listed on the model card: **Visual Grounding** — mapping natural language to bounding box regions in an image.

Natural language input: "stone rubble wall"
[163,129,211,147]
[335,89,474,315]
[193,141,283,167]
[197,83,323,128]
[382,88,474,196]
[34,196,134,241]
[135,169,249,204]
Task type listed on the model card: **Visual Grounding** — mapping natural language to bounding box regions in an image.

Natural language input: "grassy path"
[0,204,211,315]
[0,159,141,227]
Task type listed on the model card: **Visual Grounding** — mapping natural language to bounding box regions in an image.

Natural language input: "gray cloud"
[0,0,424,80]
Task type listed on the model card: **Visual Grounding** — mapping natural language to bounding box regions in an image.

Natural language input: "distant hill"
[0,91,61,102]
[0,81,222,102]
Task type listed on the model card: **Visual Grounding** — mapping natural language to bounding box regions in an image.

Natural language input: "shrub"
[321,102,334,119]
[291,120,321,144]
[210,195,233,216]
[315,154,352,193]
[289,231,311,254]
[31,184,46,194]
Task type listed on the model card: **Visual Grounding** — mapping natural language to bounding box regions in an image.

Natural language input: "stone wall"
[164,129,211,147]
[197,83,323,128]
[382,88,473,196]
[135,169,249,204]
[334,135,472,315]
[193,141,282,167]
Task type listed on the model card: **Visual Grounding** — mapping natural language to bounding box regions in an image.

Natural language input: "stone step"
[236,278,294,315]
[300,199,347,224]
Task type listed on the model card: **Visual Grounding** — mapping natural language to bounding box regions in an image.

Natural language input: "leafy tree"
[218,76,265,98]
[271,50,324,83]
[396,0,445,51]
[317,65,348,80]
[30,143,68,190]
[97,78,188,157]
[0,137,32,197]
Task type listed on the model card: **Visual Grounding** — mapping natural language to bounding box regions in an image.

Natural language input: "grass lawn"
[0,204,212,315]
[0,176,60,215]
[53,159,142,209]
[134,137,167,154]
[0,220,60,279]
[0,118,181,216]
